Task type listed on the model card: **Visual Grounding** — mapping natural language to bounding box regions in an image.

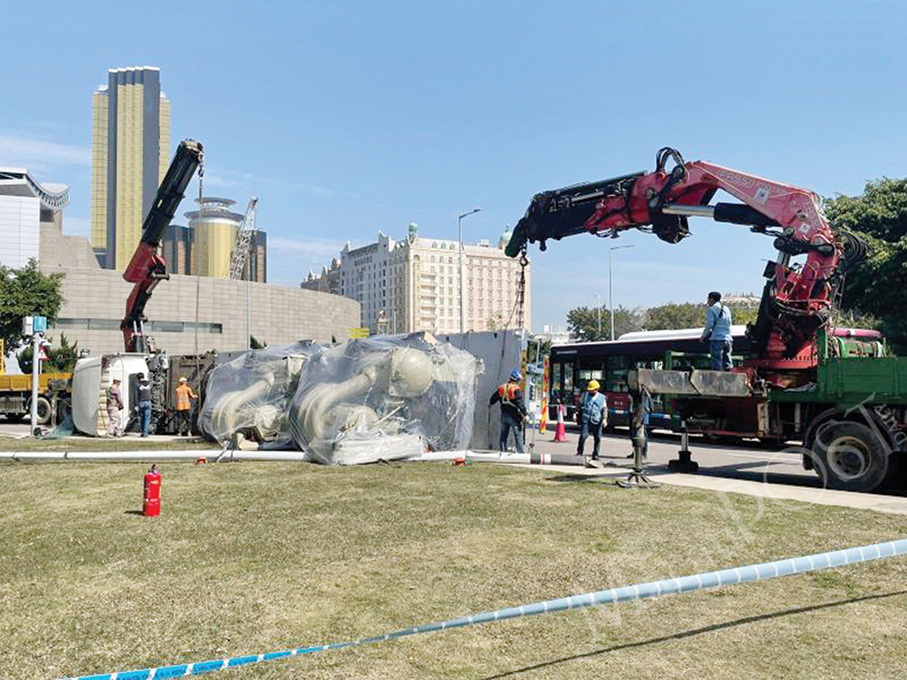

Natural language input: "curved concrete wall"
[41,265,360,355]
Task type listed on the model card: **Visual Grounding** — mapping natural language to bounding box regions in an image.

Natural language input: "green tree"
[0,260,64,363]
[644,300,758,331]
[566,305,643,341]
[825,178,907,353]
[17,334,79,374]
[644,302,703,330]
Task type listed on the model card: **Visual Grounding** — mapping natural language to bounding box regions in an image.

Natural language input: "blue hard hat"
[510,370,522,381]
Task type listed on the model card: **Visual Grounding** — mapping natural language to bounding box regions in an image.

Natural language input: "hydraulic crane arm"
[507,147,862,361]
[122,139,203,353]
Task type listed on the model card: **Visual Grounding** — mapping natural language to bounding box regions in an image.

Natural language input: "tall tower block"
[91,66,171,270]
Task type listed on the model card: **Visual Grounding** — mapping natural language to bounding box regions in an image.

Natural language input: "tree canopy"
[825,178,907,353]
[566,305,643,342]
[0,260,65,358]
[18,333,80,374]
[566,301,760,340]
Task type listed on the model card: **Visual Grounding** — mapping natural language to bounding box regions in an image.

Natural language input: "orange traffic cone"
[553,404,568,443]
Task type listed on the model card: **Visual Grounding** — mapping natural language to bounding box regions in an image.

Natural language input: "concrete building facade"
[302,224,531,334]
[40,266,359,355]
[91,66,171,270]
[0,168,70,269]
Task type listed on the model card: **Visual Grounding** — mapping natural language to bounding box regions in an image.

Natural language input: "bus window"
[551,362,563,393]
[605,355,629,393]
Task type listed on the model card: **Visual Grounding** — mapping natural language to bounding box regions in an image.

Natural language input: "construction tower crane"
[229,197,259,280]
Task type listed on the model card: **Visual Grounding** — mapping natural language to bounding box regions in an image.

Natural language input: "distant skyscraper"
[91,66,171,270]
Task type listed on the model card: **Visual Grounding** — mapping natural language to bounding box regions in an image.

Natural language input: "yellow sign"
[348,328,370,339]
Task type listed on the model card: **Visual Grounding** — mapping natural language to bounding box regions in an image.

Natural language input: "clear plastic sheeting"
[288,333,483,465]
[199,341,320,446]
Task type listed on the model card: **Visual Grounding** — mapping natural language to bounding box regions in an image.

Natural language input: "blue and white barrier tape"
[65,538,907,679]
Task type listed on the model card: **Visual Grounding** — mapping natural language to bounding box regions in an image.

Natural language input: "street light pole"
[609,244,635,341]
[458,208,481,334]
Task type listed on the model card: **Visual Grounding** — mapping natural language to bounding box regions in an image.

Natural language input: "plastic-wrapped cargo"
[199,341,320,446]
[288,333,483,465]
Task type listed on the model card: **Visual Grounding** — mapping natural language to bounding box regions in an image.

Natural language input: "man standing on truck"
[136,376,152,437]
[105,378,124,437]
[174,377,198,436]
[701,291,733,371]
[490,370,527,453]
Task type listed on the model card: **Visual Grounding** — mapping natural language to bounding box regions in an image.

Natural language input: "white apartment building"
[302,224,531,334]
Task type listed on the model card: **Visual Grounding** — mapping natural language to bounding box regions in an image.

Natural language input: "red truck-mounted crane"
[122,139,203,354]
[506,147,866,377]
[506,148,907,493]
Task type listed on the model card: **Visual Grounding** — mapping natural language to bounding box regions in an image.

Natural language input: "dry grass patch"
[0,461,905,679]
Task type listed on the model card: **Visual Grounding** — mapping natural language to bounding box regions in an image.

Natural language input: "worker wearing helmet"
[174,376,198,436]
[577,379,608,460]
[489,369,527,453]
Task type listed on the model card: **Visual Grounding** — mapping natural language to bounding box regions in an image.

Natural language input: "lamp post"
[458,208,481,334]
[609,244,635,341]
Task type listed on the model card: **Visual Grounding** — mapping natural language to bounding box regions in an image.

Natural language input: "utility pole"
[458,208,481,334]
[26,315,47,435]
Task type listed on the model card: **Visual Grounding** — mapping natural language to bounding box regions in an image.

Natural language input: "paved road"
[527,426,819,487]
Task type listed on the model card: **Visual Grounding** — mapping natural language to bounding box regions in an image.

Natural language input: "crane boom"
[229,197,259,280]
[122,139,203,353]
[506,147,865,364]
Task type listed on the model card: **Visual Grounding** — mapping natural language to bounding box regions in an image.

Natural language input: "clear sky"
[1,0,904,331]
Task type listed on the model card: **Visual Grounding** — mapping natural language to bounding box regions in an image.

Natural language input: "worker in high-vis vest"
[174,377,198,436]
[489,369,528,453]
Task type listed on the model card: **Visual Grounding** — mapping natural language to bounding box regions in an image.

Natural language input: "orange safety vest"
[497,382,520,405]
[175,384,196,411]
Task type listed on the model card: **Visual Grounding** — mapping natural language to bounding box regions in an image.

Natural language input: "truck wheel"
[813,421,889,492]
[25,397,53,426]
[4,412,26,423]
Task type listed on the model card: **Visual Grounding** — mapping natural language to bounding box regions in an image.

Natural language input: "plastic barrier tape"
[64,538,907,679]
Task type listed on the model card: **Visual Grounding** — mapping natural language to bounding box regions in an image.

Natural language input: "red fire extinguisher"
[144,464,161,516]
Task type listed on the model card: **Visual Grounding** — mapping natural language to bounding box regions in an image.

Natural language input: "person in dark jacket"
[490,370,527,453]
[627,391,652,459]
[136,376,153,437]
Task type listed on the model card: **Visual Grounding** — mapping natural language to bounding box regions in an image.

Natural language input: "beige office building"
[91,66,171,270]
[302,224,531,334]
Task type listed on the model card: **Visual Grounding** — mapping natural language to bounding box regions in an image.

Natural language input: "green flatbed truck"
[654,331,907,492]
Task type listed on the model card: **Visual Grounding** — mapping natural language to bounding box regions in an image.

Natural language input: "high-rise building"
[185,197,243,279]
[161,224,195,276]
[164,198,267,282]
[301,225,531,334]
[91,66,171,270]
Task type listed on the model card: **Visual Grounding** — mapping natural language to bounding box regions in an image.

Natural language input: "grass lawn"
[1,460,906,680]
[0,436,219,452]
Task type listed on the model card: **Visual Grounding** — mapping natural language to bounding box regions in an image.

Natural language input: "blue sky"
[1,0,904,331]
